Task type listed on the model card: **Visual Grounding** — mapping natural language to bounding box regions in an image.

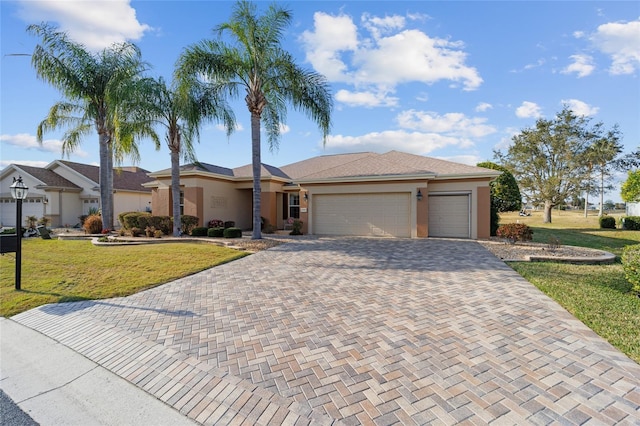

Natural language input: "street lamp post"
[10,176,29,290]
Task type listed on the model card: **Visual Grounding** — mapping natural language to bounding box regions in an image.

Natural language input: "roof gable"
[5,164,80,189]
[280,152,375,179]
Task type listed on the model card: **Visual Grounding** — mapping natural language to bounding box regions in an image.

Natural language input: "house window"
[180,191,184,216]
[289,194,300,219]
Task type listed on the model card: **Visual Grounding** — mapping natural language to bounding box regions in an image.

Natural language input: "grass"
[500,210,640,364]
[1,239,247,317]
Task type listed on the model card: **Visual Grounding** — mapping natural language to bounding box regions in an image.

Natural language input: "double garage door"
[0,199,45,228]
[312,192,471,238]
[313,193,411,237]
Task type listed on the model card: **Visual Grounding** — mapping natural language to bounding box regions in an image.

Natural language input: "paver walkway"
[13,238,640,425]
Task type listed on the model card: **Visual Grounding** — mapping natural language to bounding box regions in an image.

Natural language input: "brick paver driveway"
[14,238,640,424]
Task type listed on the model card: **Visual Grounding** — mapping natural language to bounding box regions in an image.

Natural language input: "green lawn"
[1,239,247,317]
[500,210,640,364]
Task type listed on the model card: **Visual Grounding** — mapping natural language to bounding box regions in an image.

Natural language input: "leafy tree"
[621,170,640,203]
[582,124,623,217]
[495,108,591,223]
[121,76,235,236]
[477,161,522,212]
[29,23,147,230]
[615,149,640,170]
[177,0,333,239]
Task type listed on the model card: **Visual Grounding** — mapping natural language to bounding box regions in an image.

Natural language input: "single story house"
[146,151,500,239]
[0,160,153,228]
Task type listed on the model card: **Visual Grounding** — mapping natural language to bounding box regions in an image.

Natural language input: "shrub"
[38,216,51,227]
[122,212,151,230]
[547,236,561,252]
[290,220,303,236]
[181,215,199,235]
[207,227,225,238]
[78,215,88,226]
[130,227,142,237]
[599,215,616,229]
[154,229,163,238]
[191,226,208,237]
[223,227,242,238]
[490,203,500,237]
[496,223,533,244]
[263,224,277,234]
[83,214,103,234]
[622,244,640,295]
[145,226,156,237]
[621,216,640,230]
[138,215,171,235]
[208,219,224,228]
[224,221,235,229]
[118,228,126,236]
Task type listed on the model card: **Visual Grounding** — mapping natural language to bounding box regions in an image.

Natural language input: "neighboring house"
[0,160,153,228]
[627,202,640,216]
[146,151,500,239]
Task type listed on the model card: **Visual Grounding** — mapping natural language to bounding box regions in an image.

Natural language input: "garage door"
[313,193,410,237]
[428,194,470,238]
[0,199,45,228]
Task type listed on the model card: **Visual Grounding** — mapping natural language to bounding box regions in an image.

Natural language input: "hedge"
[599,215,616,229]
[621,216,640,230]
[207,227,224,238]
[223,227,242,238]
[622,244,640,294]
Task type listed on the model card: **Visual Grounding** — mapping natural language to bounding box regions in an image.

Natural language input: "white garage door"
[0,199,45,228]
[428,194,470,238]
[313,193,410,237]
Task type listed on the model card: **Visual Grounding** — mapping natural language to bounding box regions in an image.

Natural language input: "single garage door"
[428,194,470,238]
[313,193,410,237]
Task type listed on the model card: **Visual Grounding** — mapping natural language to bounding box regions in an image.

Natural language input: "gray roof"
[14,165,80,189]
[58,161,154,192]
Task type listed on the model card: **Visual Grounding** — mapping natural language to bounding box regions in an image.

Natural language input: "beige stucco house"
[0,160,153,228]
[146,151,500,239]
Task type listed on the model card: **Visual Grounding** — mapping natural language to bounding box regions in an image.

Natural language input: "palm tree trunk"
[251,111,262,240]
[98,134,113,231]
[170,147,181,237]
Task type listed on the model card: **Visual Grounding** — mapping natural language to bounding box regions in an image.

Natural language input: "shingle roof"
[280,151,499,181]
[280,152,375,180]
[232,163,290,179]
[15,165,80,189]
[58,161,154,192]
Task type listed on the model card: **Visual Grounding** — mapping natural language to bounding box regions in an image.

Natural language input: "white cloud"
[17,0,151,51]
[324,130,471,156]
[396,110,496,138]
[1,133,88,157]
[436,154,482,166]
[561,99,599,116]
[561,54,595,78]
[300,11,483,101]
[335,89,399,108]
[215,122,244,132]
[279,123,291,135]
[573,31,586,39]
[0,160,50,168]
[590,18,640,75]
[515,101,542,119]
[475,102,493,112]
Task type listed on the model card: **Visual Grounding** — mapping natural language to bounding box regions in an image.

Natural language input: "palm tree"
[29,23,148,230]
[122,76,236,236]
[176,0,333,239]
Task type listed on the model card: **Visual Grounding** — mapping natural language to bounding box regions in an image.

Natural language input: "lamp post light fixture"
[10,176,28,290]
[416,189,423,202]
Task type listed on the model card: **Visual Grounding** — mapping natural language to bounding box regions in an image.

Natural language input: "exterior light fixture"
[10,176,29,291]
[416,189,423,201]
[304,193,308,202]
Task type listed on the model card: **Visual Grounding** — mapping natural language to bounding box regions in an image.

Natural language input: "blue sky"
[1,1,639,201]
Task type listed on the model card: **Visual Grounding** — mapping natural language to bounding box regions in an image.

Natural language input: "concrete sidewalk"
[0,317,196,426]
